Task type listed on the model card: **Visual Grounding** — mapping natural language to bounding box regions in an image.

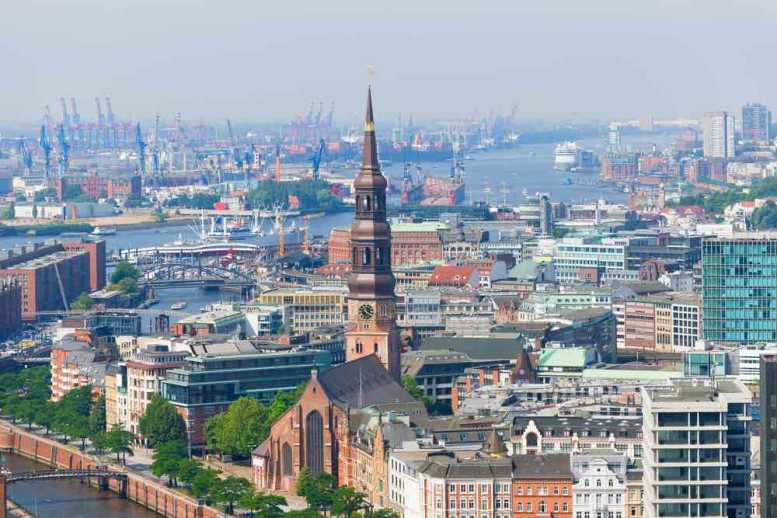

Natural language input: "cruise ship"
[554,142,599,172]
[554,142,579,171]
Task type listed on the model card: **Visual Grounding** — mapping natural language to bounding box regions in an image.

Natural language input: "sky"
[1,0,775,125]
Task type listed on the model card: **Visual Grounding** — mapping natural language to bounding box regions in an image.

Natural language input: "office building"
[162,342,332,445]
[760,355,777,517]
[703,111,735,159]
[742,103,771,143]
[257,288,346,333]
[0,279,22,340]
[702,236,777,343]
[553,237,629,283]
[642,379,752,518]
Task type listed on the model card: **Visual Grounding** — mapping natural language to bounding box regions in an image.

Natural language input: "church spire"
[361,86,380,175]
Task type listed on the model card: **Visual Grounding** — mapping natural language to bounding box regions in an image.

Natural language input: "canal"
[0,452,158,517]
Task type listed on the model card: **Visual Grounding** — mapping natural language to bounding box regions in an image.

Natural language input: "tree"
[89,394,107,435]
[69,417,92,450]
[138,394,186,448]
[401,375,424,400]
[284,511,324,518]
[92,431,109,454]
[117,277,139,294]
[177,458,203,486]
[361,510,400,518]
[111,261,141,285]
[331,487,368,518]
[57,384,93,417]
[190,467,220,500]
[206,397,267,458]
[107,425,134,465]
[296,470,335,513]
[35,401,56,435]
[238,489,286,517]
[153,208,166,223]
[210,476,251,515]
[70,292,94,311]
[151,440,187,486]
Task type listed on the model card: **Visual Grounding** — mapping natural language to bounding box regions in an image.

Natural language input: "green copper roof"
[538,348,588,368]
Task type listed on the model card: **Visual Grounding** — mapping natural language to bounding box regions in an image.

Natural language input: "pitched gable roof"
[318,355,417,410]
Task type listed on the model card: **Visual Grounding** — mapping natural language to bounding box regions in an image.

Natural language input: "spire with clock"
[345,84,401,380]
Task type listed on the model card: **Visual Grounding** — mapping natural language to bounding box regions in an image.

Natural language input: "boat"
[92,226,117,236]
[554,142,579,171]
[170,302,188,311]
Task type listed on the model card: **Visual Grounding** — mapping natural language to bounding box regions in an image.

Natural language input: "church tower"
[345,86,401,380]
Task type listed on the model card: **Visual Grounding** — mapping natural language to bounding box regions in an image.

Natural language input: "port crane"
[16,140,32,176]
[135,123,146,175]
[151,115,161,176]
[226,119,243,171]
[39,125,52,178]
[311,139,326,181]
[56,124,69,176]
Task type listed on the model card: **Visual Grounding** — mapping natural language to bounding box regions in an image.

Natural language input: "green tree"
[210,475,251,515]
[70,292,94,311]
[138,394,186,448]
[117,277,139,294]
[111,261,141,284]
[238,489,286,517]
[284,511,324,518]
[69,417,92,450]
[401,375,424,400]
[56,384,93,417]
[89,394,107,435]
[153,207,166,223]
[360,510,400,518]
[92,431,109,454]
[151,440,187,486]
[190,467,220,500]
[107,425,134,465]
[35,401,56,435]
[177,458,203,486]
[331,487,368,518]
[296,469,335,513]
[206,397,267,458]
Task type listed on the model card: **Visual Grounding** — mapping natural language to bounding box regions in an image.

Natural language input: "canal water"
[0,452,158,518]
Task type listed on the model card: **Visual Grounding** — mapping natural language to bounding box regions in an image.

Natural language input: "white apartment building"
[571,449,627,518]
[735,342,777,385]
[125,345,188,436]
[642,379,752,518]
[703,111,736,160]
[553,237,629,283]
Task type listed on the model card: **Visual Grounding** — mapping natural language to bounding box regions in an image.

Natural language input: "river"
[0,452,158,518]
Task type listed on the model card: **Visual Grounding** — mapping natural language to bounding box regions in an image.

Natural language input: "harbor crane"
[135,123,146,175]
[56,124,69,176]
[311,138,326,181]
[39,125,52,178]
[152,115,161,176]
[16,140,32,176]
[227,119,243,170]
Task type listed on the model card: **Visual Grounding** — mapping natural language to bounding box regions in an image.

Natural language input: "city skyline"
[2,0,776,123]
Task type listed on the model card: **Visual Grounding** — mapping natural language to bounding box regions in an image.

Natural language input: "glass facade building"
[702,237,777,343]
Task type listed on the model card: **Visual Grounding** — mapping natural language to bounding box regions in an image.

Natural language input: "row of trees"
[108,261,141,294]
[163,192,221,209]
[292,469,399,518]
[204,385,305,458]
[670,175,777,214]
[245,180,344,213]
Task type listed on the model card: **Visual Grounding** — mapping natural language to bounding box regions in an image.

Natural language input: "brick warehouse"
[0,240,106,319]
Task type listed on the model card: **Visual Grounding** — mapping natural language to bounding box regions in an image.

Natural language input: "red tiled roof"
[428,265,478,287]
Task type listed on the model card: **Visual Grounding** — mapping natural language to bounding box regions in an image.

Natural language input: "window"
[469,484,475,493]
[450,499,456,509]
[517,503,523,512]
[363,247,371,265]
[553,502,559,512]
[539,501,546,513]
[563,503,569,512]
[563,487,569,496]
[362,196,371,211]
[526,503,532,513]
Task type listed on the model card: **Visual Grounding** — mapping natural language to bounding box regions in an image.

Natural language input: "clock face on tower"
[358,304,374,320]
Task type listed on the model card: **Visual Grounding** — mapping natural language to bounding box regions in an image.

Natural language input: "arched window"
[376,247,383,265]
[282,443,293,476]
[525,432,538,447]
[355,196,361,211]
[374,195,381,211]
[305,411,324,474]
[352,247,358,264]
[596,479,602,487]
[374,343,378,353]
[356,342,363,354]
[608,479,614,487]
[363,247,371,266]
[363,196,371,211]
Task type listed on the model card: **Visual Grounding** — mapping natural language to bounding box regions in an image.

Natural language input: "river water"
[0,451,158,518]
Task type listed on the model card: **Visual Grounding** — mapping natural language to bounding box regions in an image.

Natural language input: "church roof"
[318,355,417,410]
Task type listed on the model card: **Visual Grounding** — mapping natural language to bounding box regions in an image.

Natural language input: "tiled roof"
[318,355,417,410]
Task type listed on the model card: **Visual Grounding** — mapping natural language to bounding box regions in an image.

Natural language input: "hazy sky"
[2,0,775,125]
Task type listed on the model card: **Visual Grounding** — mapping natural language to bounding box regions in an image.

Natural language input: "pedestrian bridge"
[4,468,127,483]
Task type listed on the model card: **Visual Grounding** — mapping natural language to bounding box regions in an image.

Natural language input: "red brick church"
[252,87,426,495]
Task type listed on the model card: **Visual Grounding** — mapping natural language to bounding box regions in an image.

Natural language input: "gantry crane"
[311,139,326,181]
[17,140,32,176]
[39,125,52,178]
[135,123,146,175]
[56,124,69,176]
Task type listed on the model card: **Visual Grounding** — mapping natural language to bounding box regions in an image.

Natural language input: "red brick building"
[511,454,573,518]
[327,222,445,269]
[56,174,141,202]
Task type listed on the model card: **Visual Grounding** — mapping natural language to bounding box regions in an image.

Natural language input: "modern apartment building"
[703,111,736,159]
[641,379,752,518]
[742,103,771,143]
[614,293,701,353]
[702,236,777,343]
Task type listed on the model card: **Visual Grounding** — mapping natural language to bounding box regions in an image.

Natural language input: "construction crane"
[56,124,69,176]
[105,97,117,147]
[16,140,32,176]
[70,97,82,146]
[135,123,146,175]
[59,97,70,129]
[311,138,326,181]
[39,125,52,178]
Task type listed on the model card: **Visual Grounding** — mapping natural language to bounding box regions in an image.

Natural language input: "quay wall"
[0,422,221,518]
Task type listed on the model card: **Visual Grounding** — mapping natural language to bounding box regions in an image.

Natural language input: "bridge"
[139,260,257,295]
[0,468,128,516]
